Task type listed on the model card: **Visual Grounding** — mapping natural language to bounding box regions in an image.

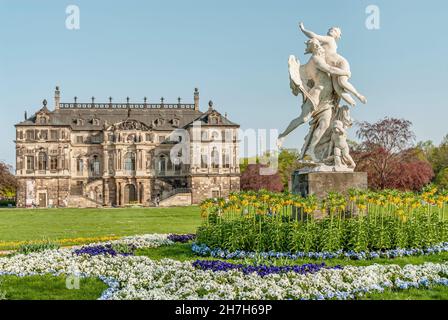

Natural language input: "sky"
[1,0,447,165]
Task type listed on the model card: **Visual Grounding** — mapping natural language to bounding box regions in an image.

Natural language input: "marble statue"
[278,22,366,172]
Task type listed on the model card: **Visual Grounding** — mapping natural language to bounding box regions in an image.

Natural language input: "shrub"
[240,164,283,192]
[0,200,15,207]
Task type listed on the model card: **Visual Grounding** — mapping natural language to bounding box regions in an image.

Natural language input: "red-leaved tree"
[240,164,284,192]
[354,118,434,191]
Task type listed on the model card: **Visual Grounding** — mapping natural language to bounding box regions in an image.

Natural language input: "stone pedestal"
[291,171,368,198]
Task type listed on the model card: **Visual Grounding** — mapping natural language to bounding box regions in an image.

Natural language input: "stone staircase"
[67,195,103,208]
[158,188,192,207]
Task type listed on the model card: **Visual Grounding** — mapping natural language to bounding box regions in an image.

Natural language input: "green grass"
[0,275,107,300]
[137,243,198,261]
[364,285,448,300]
[0,207,201,243]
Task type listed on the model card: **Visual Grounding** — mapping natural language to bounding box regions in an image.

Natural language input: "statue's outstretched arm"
[314,57,350,77]
[299,22,328,42]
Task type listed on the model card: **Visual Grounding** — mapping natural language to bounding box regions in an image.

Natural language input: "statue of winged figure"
[278,22,366,171]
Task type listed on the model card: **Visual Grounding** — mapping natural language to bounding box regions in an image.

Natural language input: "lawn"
[0,275,107,300]
[0,207,201,243]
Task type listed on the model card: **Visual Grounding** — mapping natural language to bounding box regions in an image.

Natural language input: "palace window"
[77,158,83,174]
[40,130,48,140]
[127,134,137,143]
[50,157,58,171]
[26,130,35,141]
[91,134,102,144]
[174,162,182,174]
[201,149,208,169]
[17,131,23,140]
[211,131,220,141]
[153,118,165,127]
[223,150,231,168]
[211,147,220,169]
[90,155,101,176]
[37,152,47,171]
[124,152,136,172]
[26,156,34,170]
[223,129,230,142]
[158,135,166,143]
[76,136,83,144]
[209,115,220,125]
[38,116,47,125]
[171,119,180,127]
[158,155,166,173]
[50,130,59,140]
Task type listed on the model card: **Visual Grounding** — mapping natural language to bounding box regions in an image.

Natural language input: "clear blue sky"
[1,0,447,165]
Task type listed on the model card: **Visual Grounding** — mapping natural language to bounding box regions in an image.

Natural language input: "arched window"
[38,152,47,171]
[211,147,219,169]
[90,155,101,176]
[124,152,136,171]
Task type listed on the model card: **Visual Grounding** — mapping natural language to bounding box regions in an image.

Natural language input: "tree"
[354,118,433,191]
[278,149,304,190]
[240,149,304,190]
[240,164,283,192]
[430,136,448,175]
[435,168,448,190]
[0,161,17,199]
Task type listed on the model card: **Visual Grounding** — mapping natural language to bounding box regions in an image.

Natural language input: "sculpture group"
[278,23,366,172]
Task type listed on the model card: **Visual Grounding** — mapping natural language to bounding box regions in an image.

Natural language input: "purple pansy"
[73,244,135,257]
[168,234,196,243]
[192,260,342,277]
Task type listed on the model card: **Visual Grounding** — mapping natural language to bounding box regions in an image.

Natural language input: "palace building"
[14,87,240,208]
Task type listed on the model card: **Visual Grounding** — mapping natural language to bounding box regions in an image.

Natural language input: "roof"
[16,100,239,130]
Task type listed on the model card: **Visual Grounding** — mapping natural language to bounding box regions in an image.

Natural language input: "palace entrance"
[124,184,137,204]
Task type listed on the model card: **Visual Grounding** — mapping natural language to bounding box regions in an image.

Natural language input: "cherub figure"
[299,22,367,107]
[327,120,356,169]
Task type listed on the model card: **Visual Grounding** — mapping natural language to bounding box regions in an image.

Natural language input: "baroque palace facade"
[14,87,240,208]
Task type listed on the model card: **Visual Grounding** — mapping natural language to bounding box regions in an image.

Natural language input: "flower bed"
[192,241,448,261]
[1,233,448,300]
[197,189,448,254]
[1,246,448,299]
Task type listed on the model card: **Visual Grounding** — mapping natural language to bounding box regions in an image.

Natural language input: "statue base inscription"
[291,170,368,198]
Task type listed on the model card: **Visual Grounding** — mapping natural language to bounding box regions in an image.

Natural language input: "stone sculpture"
[278,22,366,172]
